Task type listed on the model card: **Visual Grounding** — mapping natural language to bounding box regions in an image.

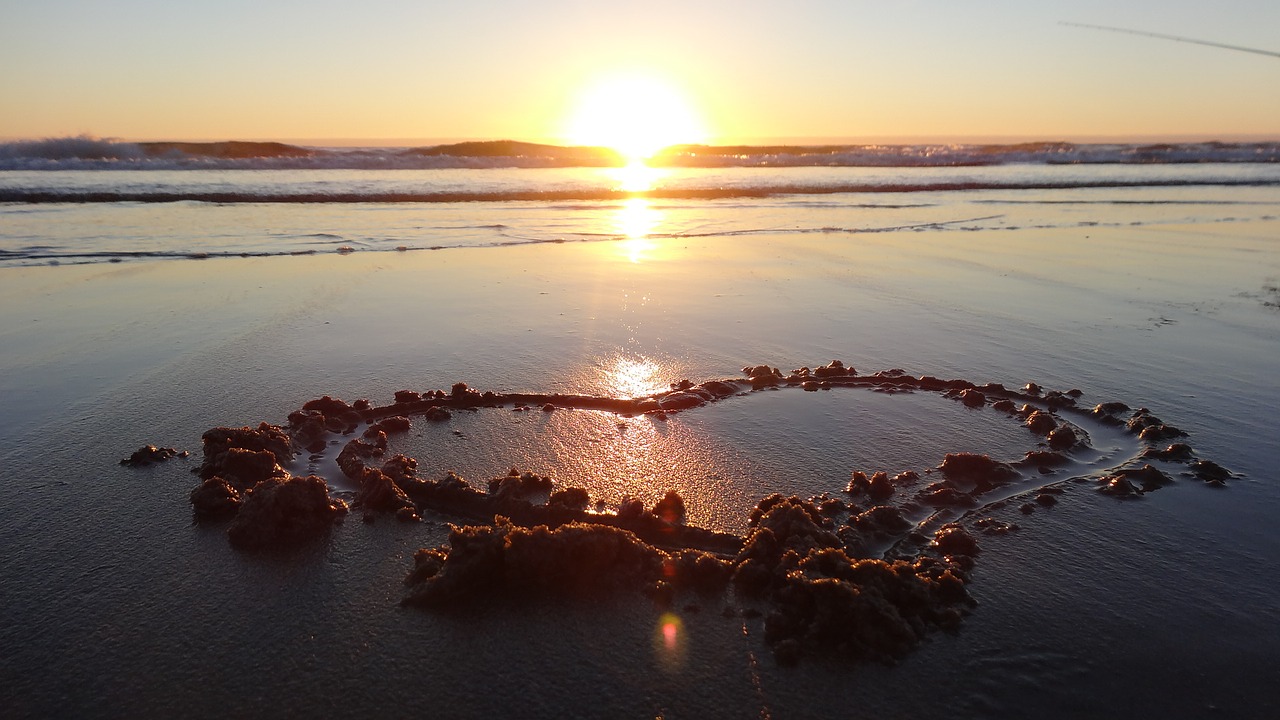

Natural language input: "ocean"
[2,138,1280,267]
[1,138,1278,718]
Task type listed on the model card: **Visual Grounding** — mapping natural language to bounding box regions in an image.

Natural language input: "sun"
[563,72,707,162]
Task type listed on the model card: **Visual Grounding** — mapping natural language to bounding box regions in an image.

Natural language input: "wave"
[7,211,1268,268]
[657,140,1280,167]
[4,177,1278,205]
[3,136,1278,171]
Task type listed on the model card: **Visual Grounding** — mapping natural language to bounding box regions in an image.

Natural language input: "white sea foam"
[2,136,1277,172]
[2,164,1278,268]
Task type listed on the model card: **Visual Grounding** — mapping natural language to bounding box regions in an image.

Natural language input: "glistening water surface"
[1,158,1277,717]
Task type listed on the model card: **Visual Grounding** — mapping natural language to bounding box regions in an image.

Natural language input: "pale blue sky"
[1,0,1277,142]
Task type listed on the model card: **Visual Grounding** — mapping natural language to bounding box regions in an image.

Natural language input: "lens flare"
[662,619,679,649]
[653,611,686,670]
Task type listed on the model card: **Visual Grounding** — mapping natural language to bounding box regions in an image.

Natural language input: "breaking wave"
[3,136,1278,171]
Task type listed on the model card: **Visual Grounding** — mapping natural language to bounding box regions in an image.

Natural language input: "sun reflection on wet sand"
[603,353,667,398]
[547,353,695,503]
[536,352,727,514]
[615,197,661,263]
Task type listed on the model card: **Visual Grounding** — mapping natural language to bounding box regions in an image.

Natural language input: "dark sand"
[2,222,1278,717]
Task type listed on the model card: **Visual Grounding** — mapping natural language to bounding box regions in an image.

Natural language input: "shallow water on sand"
[0,190,1277,717]
[352,387,1040,532]
[2,166,1278,265]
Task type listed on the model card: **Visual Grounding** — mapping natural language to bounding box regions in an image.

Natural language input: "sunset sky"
[2,0,1277,144]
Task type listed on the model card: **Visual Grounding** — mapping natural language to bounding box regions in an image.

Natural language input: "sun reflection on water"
[615,197,661,263]
[603,353,667,399]
[610,159,664,193]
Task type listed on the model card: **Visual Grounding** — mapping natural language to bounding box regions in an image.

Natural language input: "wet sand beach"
[2,218,1279,717]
